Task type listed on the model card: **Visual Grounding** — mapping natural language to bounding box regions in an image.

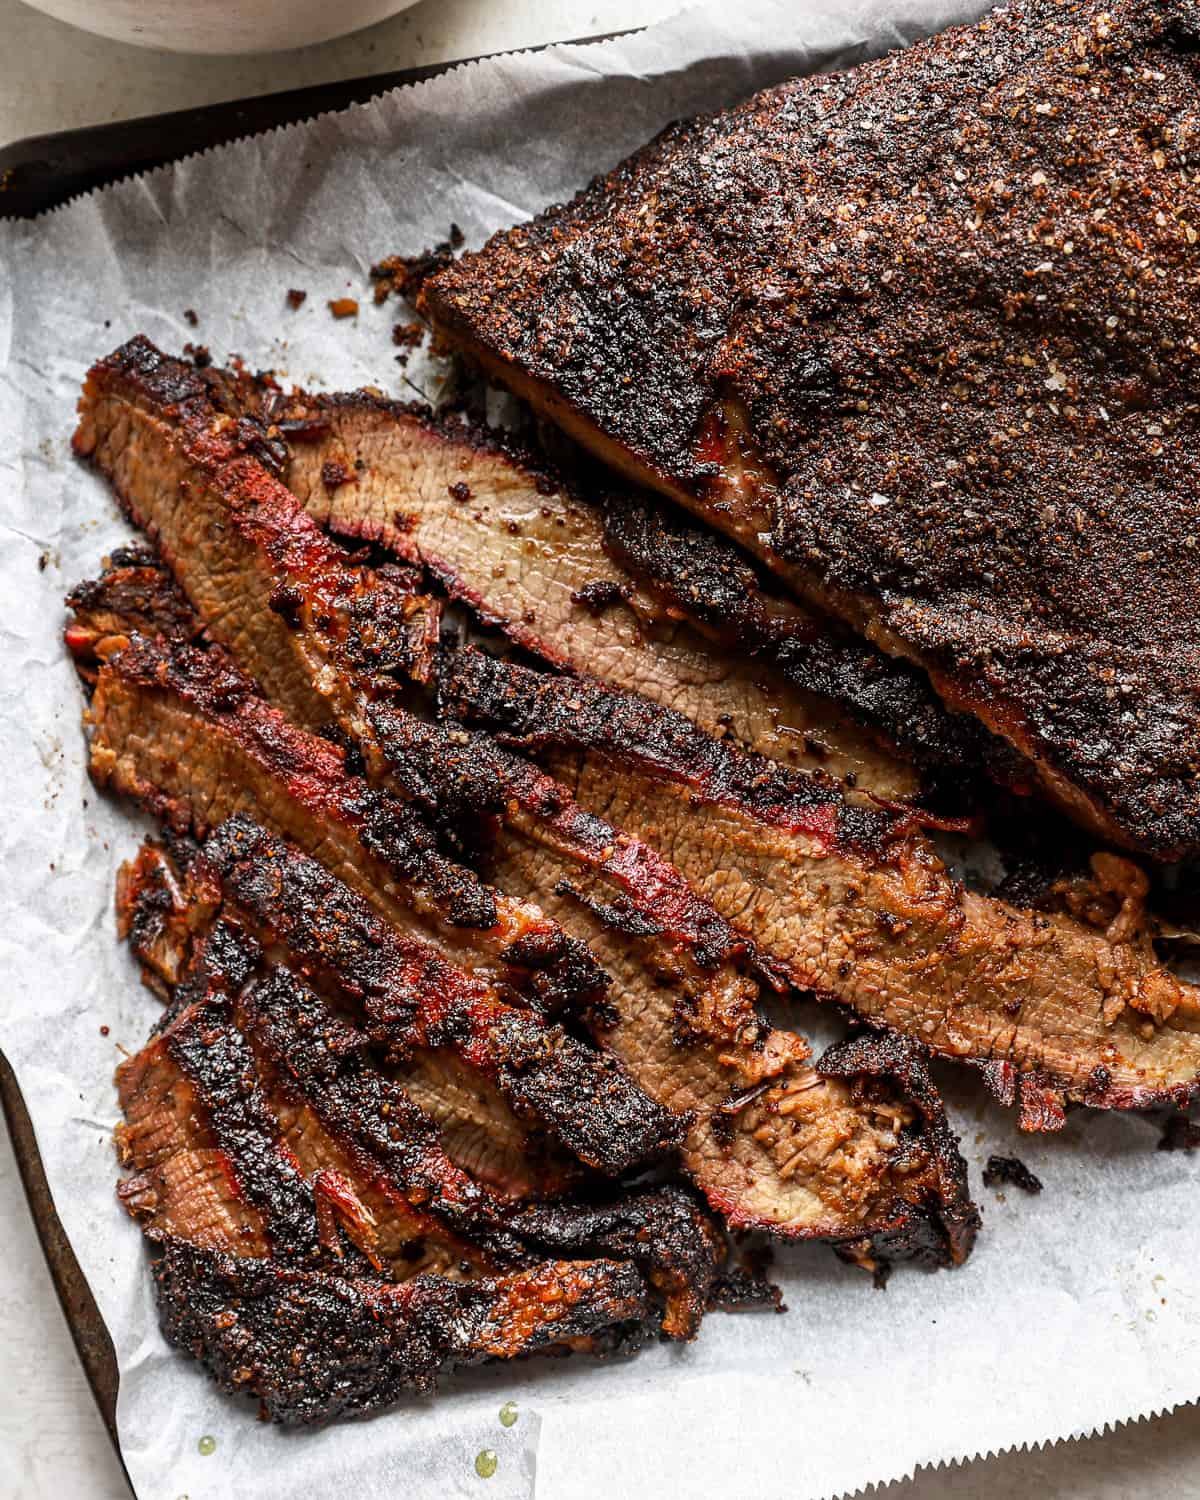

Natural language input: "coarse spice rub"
[423,0,1200,860]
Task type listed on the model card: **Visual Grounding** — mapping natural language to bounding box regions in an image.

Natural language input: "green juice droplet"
[197,1435,216,1457]
[499,1401,518,1428]
[475,1449,498,1479]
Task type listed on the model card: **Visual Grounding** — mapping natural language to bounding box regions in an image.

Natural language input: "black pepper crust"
[151,1237,650,1425]
[204,815,688,1177]
[424,0,1200,860]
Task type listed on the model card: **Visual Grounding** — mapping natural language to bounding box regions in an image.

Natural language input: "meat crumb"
[99,1025,110,1037]
[328,298,359,319]
[370,226,464,304]
[183,308,198,327]
[286,288,308,310]
[447,481,472,503]
[1158,1113,1200,1152]
[571,579,629,614]
[982,1154,1043,1193]
[183,342,211,369]
[392,320,423,348]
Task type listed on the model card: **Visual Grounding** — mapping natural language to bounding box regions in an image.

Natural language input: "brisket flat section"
[441,648,1200,1126]
[423,0,1200,859]
[269,386,924,798]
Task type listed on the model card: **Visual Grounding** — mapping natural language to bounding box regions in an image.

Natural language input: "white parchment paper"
[1,3,1197,1497]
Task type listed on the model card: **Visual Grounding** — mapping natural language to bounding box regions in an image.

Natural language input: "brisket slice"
[82,634,685,1181]
[267,385,922,800]
[117,849,726,1339]
[422,0,1200,860]
[152,1239,647,1425]
[369,703,976,1263]
[73,336,440,734]
[440,648,1200,1127]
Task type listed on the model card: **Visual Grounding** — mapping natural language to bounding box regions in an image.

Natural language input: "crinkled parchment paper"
[0,2,1197,1496]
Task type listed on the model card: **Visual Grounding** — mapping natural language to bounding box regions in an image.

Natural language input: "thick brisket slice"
[153,1239,648,1425]
[423,0,1200,859]
[370,703,976,1262]
[74,336,440,733]
[269,386,919,798]
[441,649,1200,1126]
[237,962,721,1336]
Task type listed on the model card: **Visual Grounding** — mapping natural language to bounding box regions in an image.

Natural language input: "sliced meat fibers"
[79,628,683,1180]
[272,385,1026,799]
[70,342,977,1264]
[204,815,687,1181]
[78,561,973,1267]
[368,706,977,1263]
[269,386,923,799]
[441,649,1200,1129]
[117,849,726,1341]
[75,336,915,801]
[422,0,1200,860]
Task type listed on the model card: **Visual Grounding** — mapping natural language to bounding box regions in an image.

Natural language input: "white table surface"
[2,1,1199,1496]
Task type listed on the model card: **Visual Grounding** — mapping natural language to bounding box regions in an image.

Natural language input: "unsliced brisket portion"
[440,648,1200,1127]
[369,702,976,1263]
[268,385,921,798]
[422,0,1200,859]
